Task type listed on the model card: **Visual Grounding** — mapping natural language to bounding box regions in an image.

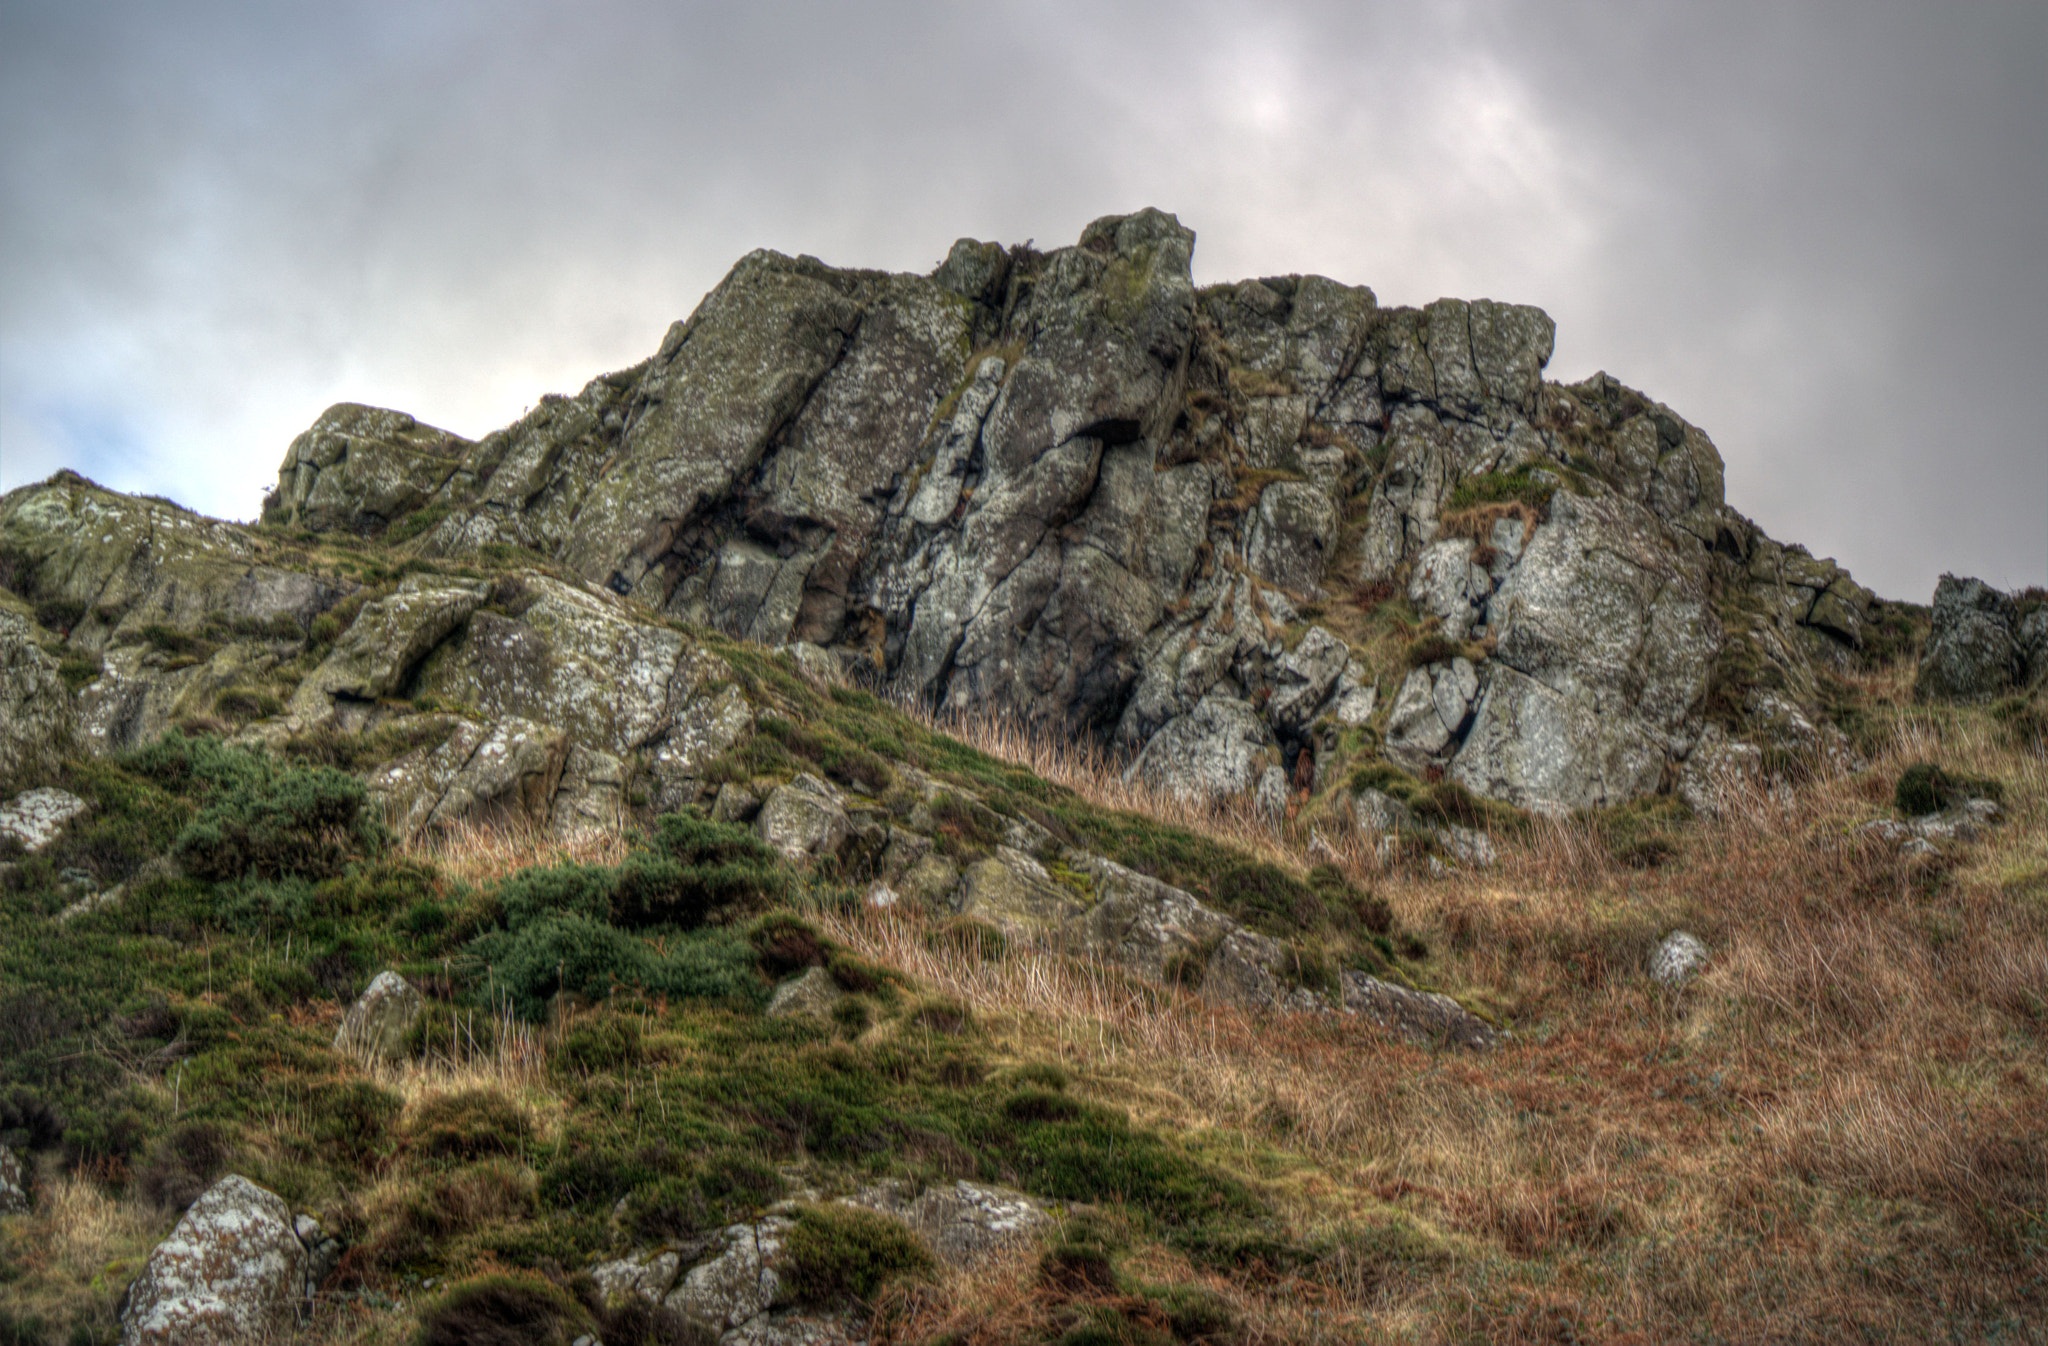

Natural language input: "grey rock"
[1384,660,1478,768]
[757,774,851,865]
[766,967,844,1021]
[591,1248,684,1305]
[1129,693,1276,802]
[1650,931,1709,987]
[1244,480,1337,595]
[952,847,1085,940]
[1676,725,1764,818]
[663,1216,795,1330]
[0,1143,28,1214]
[1408,539,1493,641]
[334,971,424,1064]
[0,609,81,783]
[712,782,763,824]
[367,715,571,838]
[290,583,483,720]
[1265,627,1350,733]
[269,403,468,535]
[120,1175,306,1346]
[1915,575,2023,702]
[1341,972,1500,1050]
[1058,854,1239,984]
[0,787,87,853]
[1254,765,1289,824]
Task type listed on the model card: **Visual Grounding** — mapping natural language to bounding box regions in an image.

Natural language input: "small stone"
[0,788,88,854]
[1651,931,1709,986]
[766,966,844,1020]
[864,881,900,909]
[0,1143,29,1214]
[333,971,425,1063]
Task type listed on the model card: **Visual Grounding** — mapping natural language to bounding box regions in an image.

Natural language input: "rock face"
[333,970,425,1063]
[120,1174,306,1346]
[1915,575,2046,702]
[1,210,1902,824]
[0,608,80,783]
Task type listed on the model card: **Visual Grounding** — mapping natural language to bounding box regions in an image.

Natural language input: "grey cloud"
[1,0,2039,599]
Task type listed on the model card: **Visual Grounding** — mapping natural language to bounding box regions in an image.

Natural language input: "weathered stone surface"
[0,787,87,853]
[333,970,424,1063]
[766,966,844,1020]
[1650,932,1709,987]
[368,716,570,837]
[1244,481,1337,595]
[1915,575,2025,702]
[290,581,483,719]
[757,774,851,865]
[1676,725,1764,818]
[0,609,80,783]
[1059,854,1238,983]
[953,847,1085,939]
[1129,693,1275,801]
[120,1175,305,1346]
[841,1180,1051,1267]
[1408,539,1492,641]
[1341,972,1500,1050]
[1265,626,1350,733]
[269,403,469,535]
[1448,492,1717,812]
[1384,659,1479,768]
[591,1248,684,1305]
[663,1216,795,1330]
[0,1143,28,1214]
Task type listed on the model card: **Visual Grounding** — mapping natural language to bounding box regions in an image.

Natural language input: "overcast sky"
[2,1,2041,601]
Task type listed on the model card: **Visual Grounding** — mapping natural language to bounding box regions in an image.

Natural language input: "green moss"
[1443,464,1558,513]
[778,1204,938,1307]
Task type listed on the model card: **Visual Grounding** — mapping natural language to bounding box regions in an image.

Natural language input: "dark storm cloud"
[2,0,2040,599]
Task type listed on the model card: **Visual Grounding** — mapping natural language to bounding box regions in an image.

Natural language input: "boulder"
[1675,726,1763,818]
[0,787,87,853]
[269,404,469,535]
[1264,626,1350,733]
[952,847,1086,939]
[290,581,484,720]
[590,1248,684,1306]
[1915,575,2025,702]
[766,966,845,1021]
[0,609,80,783]
[756,774,851,865]
[1244,480,1337,595]
[1384,659,1479,768]
[120,1175,305,1346]
[1058,855,1238,983]
[333,971,425,1063]
[368,716,570,837]
[0,1143,28,1214]
[1650,931,1709,987]
[663,1216,796,1331]
[1129,693,1276,802]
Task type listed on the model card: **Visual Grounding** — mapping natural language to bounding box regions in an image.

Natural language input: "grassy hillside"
[2,652,2044,1344]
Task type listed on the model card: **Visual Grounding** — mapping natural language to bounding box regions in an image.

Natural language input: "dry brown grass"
[398,813,631,887]
[829,663,2048,1342]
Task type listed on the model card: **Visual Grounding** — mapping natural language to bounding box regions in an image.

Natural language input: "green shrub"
[1443,465,1557,513]
[495,864,615,929]
[470,916,764,1022]
[558,1016,644,1072]
[1348,760,1422,804]
[620,1155,782,1244]
[778,1204,936,1307]
[416,1271,594,1346]
[1402,633,1465,669]
[750,913,828,976]
[164,747,387,882]
[405,1088,533,1162]
[1895,761,2004,816]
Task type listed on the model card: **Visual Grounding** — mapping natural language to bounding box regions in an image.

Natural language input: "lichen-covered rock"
[590,1248,684,1305]
[120,1175,305,1346]
[1384,659,1480,768]
[663,1216,795,1330]
[368,716,569,836]
[953,847,1086,939]
[1650,931,1709,986]
[0,787,87,853]
[1244,480,1337,595]
[0,1143,28,1214]
[1448,492,1718,812]
[0,610,80,782]
[766,966,844,1020]
[756,775,850,865]
[333,970,424,1063]
[1676,725,1763,818]
[1058,855,1238,983]
[1264,626,1350,734]
[1341,971,1500,1050]
[268,403,469,535]
[1129,693,1276,802]
[1915,574,2025,702]
[290,581,484,719]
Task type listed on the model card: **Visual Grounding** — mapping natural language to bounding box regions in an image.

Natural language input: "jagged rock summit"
[5,209,1894,822]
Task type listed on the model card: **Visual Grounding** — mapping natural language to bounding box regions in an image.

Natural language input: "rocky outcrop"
[2,210,1903,824]
[120,1175,305,1345]
[1915,575,2047,702]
